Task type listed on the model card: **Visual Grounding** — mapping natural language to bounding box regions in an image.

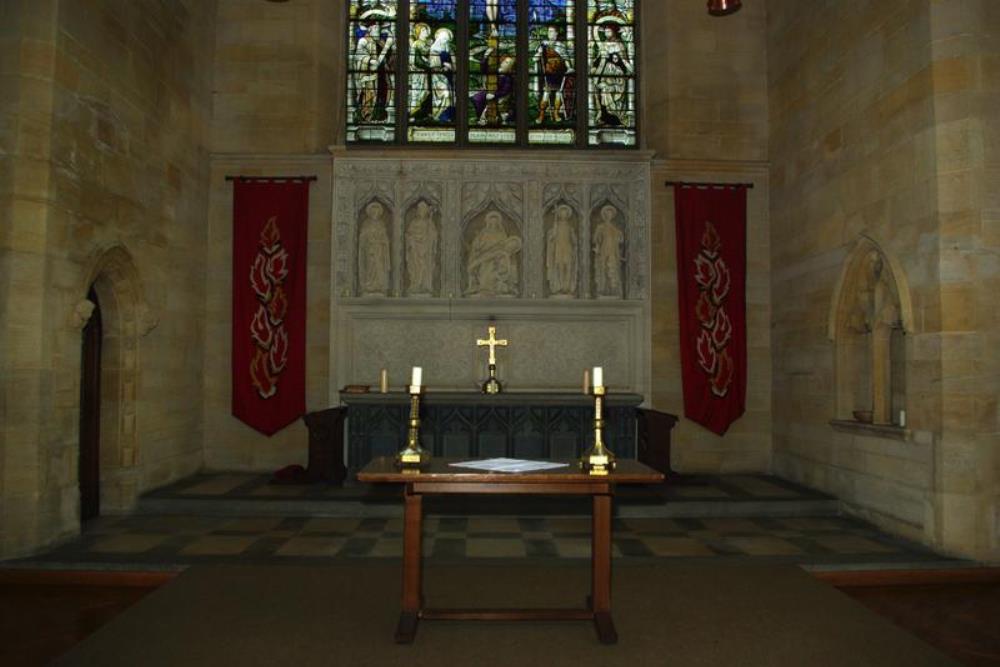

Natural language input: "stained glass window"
[587,0,636,146]
[408,1,458,143]
[528,1,576,145]
[468,0,518,144]
[344,0,639,148]
[347,1,399,144]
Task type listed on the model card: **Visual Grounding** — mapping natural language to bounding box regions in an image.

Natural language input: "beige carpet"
[54,562,957,666]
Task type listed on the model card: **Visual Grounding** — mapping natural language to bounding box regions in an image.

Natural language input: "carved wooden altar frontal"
[340,391,642,472]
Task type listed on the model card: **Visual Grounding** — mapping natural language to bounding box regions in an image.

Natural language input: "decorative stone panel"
[331,155,652,400]
[333,157,649,301]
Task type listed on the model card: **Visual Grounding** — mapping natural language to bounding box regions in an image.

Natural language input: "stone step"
[135,472,841,519]
[135,494,841,519]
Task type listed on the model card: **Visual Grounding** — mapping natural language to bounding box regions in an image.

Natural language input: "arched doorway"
[74,244,157,516]
[79,286,102,521]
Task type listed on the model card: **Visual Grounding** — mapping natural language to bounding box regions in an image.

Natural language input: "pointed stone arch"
[828,236,912,425]
[72,244,157,513]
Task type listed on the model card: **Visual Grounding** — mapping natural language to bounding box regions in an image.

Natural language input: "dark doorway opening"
[79,286,102,522]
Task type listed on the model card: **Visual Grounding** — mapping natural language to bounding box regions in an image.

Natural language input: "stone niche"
[330,155,651,399]
[830,239,910,427]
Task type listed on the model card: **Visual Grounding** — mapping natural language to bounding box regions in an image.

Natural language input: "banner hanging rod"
[665,180,754,189]
[225,175,318,182]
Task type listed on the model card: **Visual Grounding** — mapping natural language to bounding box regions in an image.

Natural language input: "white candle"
[411,366,422,388]
[899,410,906,427]
[593,366,603,388]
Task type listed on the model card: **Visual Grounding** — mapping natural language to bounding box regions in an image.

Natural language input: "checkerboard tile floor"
[143,472,835,504]
[4,473,964,570]
[15,514,954,569]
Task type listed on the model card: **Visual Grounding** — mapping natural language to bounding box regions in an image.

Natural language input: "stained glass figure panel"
[527,0,576,145]
[587,0,636,146]
[345,0,640,148]
[468,0,518,143]
[408,0,458,143]
[471,0,518,23]
[347,1,399,143]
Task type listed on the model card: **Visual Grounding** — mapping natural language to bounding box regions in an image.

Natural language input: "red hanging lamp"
[707,0,743,16]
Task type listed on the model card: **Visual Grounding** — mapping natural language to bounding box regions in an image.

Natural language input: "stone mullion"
[575,0,589,148]
[515,0,530,147]
[396,0,410,145]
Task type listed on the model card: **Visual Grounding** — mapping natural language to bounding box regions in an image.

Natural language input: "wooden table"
[357,457,664,644]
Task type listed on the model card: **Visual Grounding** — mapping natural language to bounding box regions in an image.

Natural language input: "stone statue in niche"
[465,210,522,297]
[545,203,579,297]
[357,201,391,296]
[592,203,625,298]
[404,200,439,296]
[855,250,900,424]
[859,251,900,333]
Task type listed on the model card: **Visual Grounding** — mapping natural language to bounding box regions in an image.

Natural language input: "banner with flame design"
[232,179,310,436]
[674,185,747,435]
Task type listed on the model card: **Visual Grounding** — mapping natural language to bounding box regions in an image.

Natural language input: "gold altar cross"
[476,325,508,366]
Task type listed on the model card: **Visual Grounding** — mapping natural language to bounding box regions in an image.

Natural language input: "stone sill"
[829,419,910,441]
[329,145,657,162]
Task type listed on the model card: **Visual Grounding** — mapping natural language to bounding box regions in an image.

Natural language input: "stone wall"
[203,157,332,471]
[203,0,772,475]
[980,2,1000,561]
[643,0,768,161]
[928,0,1000,561]
[649,160,771,473]
[213,0,343,153]
[0,0,215,558]
[768,0,999,561]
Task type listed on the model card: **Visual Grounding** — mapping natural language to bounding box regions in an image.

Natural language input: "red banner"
[674,185,747,435]
[232,179,310,436]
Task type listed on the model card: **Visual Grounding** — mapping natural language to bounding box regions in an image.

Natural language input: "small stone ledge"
[829,419,909,441]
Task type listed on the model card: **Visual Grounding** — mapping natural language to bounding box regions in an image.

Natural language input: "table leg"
[591,493,618,644]
[395,488,423,644]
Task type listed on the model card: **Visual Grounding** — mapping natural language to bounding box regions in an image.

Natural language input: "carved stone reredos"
[330,155,653,398]
[332,157,650,302]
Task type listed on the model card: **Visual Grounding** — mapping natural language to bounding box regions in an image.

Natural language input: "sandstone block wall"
[650,160,771,472]
[644,0,771,471]
[0,0,215,558]
[768,0,999,561]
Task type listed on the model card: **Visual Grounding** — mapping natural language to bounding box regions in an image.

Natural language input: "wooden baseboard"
[811,567,1000,587]
[0,569,178,588]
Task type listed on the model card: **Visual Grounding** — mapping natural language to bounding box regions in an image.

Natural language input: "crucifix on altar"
[476,323,508,394]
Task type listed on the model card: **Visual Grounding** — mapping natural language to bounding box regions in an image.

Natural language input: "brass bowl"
[852,410,873,424]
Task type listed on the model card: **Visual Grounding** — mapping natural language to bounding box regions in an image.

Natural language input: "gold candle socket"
[581,385,616,475]
[396,385,430,468]
[482,363,502,394]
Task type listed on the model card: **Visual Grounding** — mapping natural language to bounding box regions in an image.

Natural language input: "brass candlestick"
[396,385,430,468]
[482,363,502,394]
[581,385,616,475]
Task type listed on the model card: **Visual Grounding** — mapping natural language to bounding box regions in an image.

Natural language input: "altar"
[339,390,643,473]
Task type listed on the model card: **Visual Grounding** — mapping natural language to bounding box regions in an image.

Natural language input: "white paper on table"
[448,458,570,473]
